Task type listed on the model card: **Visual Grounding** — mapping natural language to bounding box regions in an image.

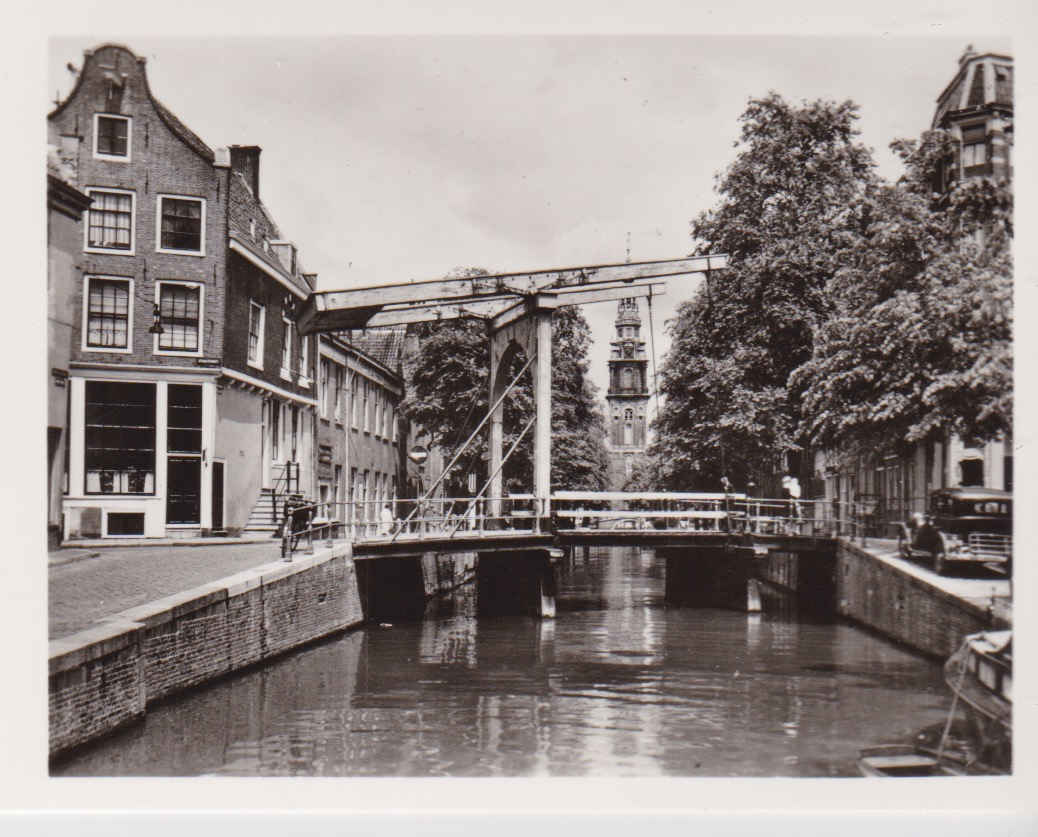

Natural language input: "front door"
[212,461,225,530]
[167,457,201,523]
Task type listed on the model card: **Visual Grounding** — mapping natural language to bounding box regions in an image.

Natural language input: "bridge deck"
[350,527,836,558]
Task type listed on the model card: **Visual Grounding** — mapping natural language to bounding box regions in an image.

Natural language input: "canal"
[53,546,954,777]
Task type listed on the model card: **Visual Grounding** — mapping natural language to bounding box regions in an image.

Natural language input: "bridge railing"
[278,493,879,558]
[550,492,874,541]
[277,496,545,558]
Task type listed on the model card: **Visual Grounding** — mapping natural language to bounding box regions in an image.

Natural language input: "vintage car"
[897,487,1012,576]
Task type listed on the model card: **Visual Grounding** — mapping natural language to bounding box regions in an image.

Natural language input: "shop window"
[167,384,202,453]
[85,381,155,494]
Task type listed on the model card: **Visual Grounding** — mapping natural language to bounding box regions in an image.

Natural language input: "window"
[86,188,134,253]
[247,301,265,369]
[962,142,986,168]
[299,336,310,385]
[351,373,359,428]
[84,276,131,351]
[961,125,987,170]
[155,282,202,354]
[334,366,343,423]
[281,317,293,379]
[363,379,370,432]
[622,368,633,389]
[374,389,382,437]
[85,381,155,494]
[93,114,131,160]
[271,402,280,460]
[319,359,330,418]
[157,196,205,255]
[106,512,144,536]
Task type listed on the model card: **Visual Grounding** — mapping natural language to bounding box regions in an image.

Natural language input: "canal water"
[53,547,954,777]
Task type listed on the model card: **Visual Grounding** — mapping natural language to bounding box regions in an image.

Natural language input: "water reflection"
[54,546,950,777]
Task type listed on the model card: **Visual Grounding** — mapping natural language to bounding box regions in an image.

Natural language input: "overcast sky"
[48,34,1011,411]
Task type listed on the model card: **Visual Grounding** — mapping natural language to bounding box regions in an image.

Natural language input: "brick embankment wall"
[49,545,361,760]
[835,540,1007,659]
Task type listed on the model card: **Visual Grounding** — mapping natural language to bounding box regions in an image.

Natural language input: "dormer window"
[93,114,131,161]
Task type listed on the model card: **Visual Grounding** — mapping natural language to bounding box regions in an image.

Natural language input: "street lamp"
[148,303,164,335]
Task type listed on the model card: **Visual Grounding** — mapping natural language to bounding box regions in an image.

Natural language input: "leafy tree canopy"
[653,93,877,489]
[793,129,1013,456]
[402,270,609,495]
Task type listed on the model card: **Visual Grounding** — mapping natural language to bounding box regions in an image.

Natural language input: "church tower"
[605,297,650,486]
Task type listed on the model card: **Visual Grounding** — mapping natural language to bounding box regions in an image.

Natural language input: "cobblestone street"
[48,541,285,639]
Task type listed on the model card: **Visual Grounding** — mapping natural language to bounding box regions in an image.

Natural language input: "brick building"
[315,329,406,536]
[47,42,412,541]
[604,297,651,488]
[817,47,1013,529]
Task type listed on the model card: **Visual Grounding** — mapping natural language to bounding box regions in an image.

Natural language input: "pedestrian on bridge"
[378,504,395,537]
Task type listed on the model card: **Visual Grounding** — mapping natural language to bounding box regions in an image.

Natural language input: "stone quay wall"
[834,540,1007,659]
[49,545,479,760]
[49,545,362,760]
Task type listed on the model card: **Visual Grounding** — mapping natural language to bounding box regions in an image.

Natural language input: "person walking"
[378,503,394,537]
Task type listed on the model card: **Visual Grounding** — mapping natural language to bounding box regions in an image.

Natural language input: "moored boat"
[943,630,1012,771]
[857,745,965,777]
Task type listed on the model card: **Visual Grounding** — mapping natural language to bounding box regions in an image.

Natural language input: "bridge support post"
[533,308,552,526]
[477,549,557,619]
[488,301,553,530]
[661,545,757,611]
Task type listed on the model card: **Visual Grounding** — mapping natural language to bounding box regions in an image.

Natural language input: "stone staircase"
[244,488,283,537]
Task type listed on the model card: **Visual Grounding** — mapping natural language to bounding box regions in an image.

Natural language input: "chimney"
[229,145,262,199]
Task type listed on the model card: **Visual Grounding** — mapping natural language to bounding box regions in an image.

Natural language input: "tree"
[402,273,609,495]
[793,130,1013,455]
[652,93,877,489]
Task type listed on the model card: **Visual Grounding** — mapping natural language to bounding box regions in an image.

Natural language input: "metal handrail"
[278,494,886,558]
